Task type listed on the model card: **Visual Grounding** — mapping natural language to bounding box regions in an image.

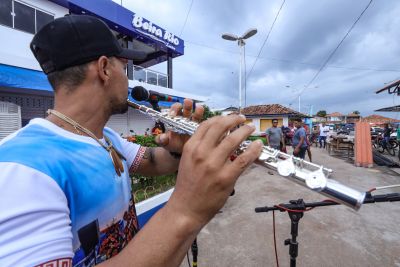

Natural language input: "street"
[181,146,400,267]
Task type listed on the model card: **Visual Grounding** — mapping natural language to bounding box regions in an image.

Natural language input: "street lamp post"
[286,85,318,113]
[222,28,257,114]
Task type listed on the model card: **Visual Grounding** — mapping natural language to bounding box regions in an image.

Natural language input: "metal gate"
[0,101,21,140]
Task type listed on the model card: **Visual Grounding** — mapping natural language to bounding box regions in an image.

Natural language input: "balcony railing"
[131,65,168,88]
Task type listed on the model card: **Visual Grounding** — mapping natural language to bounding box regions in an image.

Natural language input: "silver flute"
[127,100,366,210]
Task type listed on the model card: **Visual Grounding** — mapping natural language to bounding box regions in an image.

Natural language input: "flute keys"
[277,157,296,177]
[305,168,327,190]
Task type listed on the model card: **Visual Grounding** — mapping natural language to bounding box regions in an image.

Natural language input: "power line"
[186,39,400,73]
[246,0,286,81]
[179,0,194,37]
[290,0,374,105]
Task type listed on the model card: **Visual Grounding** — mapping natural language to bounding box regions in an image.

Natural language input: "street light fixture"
[222,28,257,113]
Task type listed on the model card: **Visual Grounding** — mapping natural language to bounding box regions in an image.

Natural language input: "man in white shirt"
[319,122,330,148]
[0,15,263,267]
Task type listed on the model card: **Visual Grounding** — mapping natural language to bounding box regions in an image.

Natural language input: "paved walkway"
[181,146,400,267]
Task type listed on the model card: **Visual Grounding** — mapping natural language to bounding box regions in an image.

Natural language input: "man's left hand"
[155,99,204,153]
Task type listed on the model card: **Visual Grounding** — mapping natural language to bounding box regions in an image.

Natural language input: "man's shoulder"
[298,127,306,134]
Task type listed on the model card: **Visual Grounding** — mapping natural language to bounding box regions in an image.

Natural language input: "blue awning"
[0,64,53,92]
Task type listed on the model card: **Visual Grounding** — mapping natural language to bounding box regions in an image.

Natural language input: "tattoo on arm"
[143,147,155,164]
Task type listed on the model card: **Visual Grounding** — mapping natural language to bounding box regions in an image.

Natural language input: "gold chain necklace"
[47,109,126,176]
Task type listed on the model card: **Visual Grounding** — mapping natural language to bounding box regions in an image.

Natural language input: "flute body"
[127,100,365,210]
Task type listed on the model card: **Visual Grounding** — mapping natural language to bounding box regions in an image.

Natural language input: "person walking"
[292,118,308,159]
[319,122,329,148]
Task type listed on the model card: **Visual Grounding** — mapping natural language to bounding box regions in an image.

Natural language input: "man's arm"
[265,128,270,145]
[135,147,180,176]
[280,129,285,147]
[100,115,263,267]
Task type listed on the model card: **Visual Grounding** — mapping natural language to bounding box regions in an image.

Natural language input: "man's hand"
[107,115,262,267]
[165,114,263,228]
[294,146,300,155]
[155,99,204,153]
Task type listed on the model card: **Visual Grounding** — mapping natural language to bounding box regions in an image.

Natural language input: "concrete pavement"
[180,146,400,267]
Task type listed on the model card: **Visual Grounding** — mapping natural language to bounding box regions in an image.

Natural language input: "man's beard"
[110,99,129,115]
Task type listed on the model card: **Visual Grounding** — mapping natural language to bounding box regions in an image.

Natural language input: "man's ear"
[97,56,111,84]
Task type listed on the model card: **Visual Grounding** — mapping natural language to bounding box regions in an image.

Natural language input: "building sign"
[64,0,184,55]
[132,14,180,49]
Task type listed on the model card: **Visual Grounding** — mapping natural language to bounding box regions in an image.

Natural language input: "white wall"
[0,0,68,69]
[106,108,156,136]
[252,118,261,133]
[283,117,288,126]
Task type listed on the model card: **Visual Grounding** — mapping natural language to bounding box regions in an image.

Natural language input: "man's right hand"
[103,115,263,267]
[165,114,263,228]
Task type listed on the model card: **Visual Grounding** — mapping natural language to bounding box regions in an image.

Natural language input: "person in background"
[151,122,164,136]
[292,118,308,159]
[302,124,312,161]
[397,125,400,144]
[383,123,392,149]
[266,119,285,151]
[318,122,329,149]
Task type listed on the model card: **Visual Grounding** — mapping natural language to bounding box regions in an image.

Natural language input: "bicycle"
[373,134,396,156]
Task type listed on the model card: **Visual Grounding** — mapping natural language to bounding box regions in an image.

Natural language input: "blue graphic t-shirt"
[0,119,144,266]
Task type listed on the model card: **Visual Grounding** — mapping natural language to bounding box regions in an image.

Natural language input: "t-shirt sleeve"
[117,135,142,167]
[109,129,146,174]
[0,162,73,266]
[122,136,146,174]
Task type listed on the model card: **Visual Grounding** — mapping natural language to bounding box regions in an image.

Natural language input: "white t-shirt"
[319,125,330,137]
[0,119,144,266]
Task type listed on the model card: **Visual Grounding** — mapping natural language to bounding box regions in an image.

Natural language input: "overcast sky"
[114,0,400,118]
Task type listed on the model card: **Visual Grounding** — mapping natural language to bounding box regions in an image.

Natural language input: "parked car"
[338,124,355,135]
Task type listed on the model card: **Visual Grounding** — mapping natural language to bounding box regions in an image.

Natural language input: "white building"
[0,0,207,138]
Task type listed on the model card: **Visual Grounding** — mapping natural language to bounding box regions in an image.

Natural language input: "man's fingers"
[214,123,256,160]
[192,104,204,122]
[170,103,182,116]
[201,115,247,148]
[188,118,211,143]
[155,133,169,146]
[182,99,193,118]
[226,139,263,178]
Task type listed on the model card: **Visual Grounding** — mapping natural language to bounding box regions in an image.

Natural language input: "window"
[0,0,12,27]
[36,9,53,32]
[14,1,35,34]
[0,1,54,34]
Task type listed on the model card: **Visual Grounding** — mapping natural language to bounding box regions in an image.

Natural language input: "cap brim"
[118,48,147,61]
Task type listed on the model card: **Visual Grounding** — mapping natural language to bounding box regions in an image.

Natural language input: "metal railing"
[131,65,168,88]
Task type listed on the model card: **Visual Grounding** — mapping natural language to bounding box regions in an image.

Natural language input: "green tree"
[353,110,360,115]
[202,105,217,120]
[316,110,327,117]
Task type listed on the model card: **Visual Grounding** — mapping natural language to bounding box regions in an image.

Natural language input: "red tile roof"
[362,114,400,123]
[347,113,361,117]
[242,104,309,117]
[326,112,344,117]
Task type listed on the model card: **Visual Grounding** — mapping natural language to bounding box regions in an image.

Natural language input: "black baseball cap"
[272,119,278,123]
[30,15,147,74]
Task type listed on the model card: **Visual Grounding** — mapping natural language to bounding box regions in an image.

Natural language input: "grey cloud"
[119,0,400,118]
